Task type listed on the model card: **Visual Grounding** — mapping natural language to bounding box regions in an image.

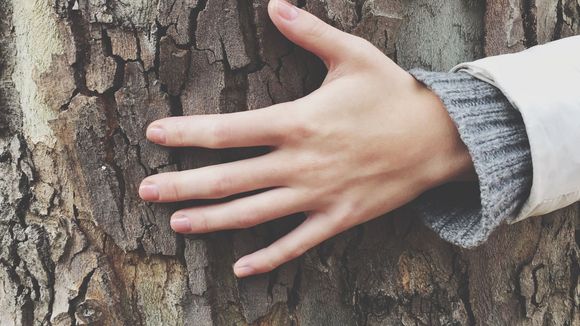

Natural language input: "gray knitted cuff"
[408,69,533,248]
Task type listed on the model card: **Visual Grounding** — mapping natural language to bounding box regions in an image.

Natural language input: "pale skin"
[139,0,475,278]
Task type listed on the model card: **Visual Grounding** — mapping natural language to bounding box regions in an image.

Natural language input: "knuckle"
[290,151,325,178]
[352,36,374,51]
[168,181,182,201]
[174,122,188,146]
[305,18,330,42]
[236,213,258,229]
[282,243,308,262]
[209,173,234,197]
[191,213,211,233]
[342,36,379,68]
[287,156,307,176]
[208,121,230,147]
[237,205,269,228]
[291,121,316,141]
[284,115,316,144]
[262,258,279,273]
[305,19,338,45]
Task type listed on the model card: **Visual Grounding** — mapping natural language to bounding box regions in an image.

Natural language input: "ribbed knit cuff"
[407,69,533,248]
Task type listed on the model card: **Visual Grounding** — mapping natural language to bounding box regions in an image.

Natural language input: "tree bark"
[1,0,578,325]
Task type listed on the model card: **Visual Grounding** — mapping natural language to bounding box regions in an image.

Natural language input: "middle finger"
[139,152,287,202]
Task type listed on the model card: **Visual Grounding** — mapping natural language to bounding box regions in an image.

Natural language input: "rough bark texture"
[1,0,579,325]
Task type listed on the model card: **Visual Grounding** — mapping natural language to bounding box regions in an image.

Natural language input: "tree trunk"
[1,0,578,325]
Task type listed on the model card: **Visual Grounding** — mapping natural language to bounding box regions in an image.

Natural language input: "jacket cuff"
[407,69,533,248]
[451,36,580,221]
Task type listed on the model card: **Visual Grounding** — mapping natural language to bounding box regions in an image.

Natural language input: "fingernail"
[147,126,166,144]
[139,184,159,201]
[276,0,299,21]
[233,263,255,278]
[170,215,191,233]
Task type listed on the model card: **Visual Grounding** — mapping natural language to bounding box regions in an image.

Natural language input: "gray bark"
[0,0,578,325]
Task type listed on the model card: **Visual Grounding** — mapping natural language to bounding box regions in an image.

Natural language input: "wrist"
[416,84,477,189]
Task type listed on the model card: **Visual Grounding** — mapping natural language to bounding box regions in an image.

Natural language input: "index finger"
[146,102,295,148]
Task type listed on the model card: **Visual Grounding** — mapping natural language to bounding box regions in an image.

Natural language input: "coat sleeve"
[451,35,580,223]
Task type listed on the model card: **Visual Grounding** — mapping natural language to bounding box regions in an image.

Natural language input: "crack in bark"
[286,261,302,320]
[68,9,98,98]
[341,226,365,325]
[523,0,539,47]
[568,245,579,323]
[189,0,209,51]
[236,0,262,71]
[100,94,129,239]
[530,263,546,307]
[355,0,366,23]
[101,29,128,93]
[554,0,565,40]
[2,0,578,324]
[67,268,96,325]
[454,253,476,326]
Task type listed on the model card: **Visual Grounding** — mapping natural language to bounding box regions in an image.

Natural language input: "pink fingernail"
[147,126,166,144]
[139,184,159,201]
[170,215,191,232]
[234,264,255,278]
[276,0,299,21]
[233,257,255,277]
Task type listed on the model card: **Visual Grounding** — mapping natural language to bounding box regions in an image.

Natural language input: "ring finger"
[169,187,312,233]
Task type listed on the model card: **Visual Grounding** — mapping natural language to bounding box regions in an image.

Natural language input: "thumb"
[267,0,358,68]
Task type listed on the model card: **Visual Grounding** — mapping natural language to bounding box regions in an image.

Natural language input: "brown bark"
[0,0,578,325]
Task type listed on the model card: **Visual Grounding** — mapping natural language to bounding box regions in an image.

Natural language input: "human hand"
[139,0,475,278]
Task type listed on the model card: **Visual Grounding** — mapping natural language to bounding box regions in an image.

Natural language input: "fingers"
[267,0,360,68]
[146,103,292,148]
[169,187,310,233]
[233,211,340,277]
[139,153,285,202]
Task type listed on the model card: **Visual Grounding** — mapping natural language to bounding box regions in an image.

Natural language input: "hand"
[139,0,474,278]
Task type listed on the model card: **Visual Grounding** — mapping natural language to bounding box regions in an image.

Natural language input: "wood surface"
[0,0,578,324]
